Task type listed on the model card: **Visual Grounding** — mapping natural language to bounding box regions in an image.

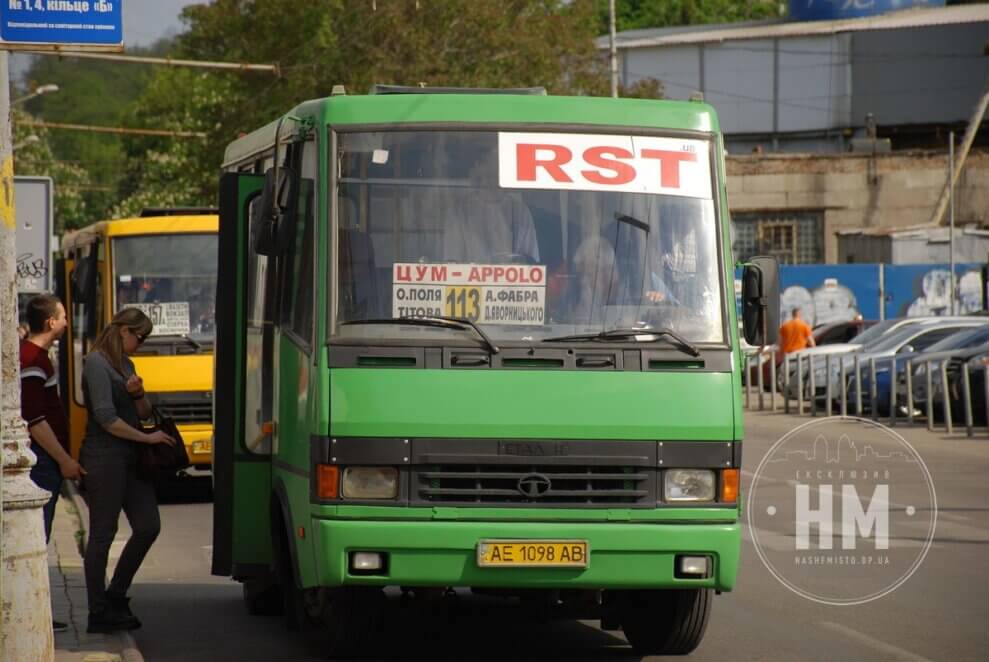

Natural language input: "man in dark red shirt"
[20,294,85,538]
[21,294,84,634]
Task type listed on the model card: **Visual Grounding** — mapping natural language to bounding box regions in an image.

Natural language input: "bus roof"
[223,93,720,167]
[61,214,218,252]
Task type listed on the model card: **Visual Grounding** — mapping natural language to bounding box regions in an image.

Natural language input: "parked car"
[818,320,989,405]
[951,351,989,424]
[854,325,989,415]
[782,317,984,400]
[748,319,876,389]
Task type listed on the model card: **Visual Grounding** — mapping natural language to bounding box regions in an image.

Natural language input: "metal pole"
[926,361,935,432]
[609,0,619,98]
[949,130,956,315]
[797,354,805,415]
[942,361,953,434]
[770,350,777,412]
[888,357,897,427]
[906,359,914,427]
[0,49,55,660]
[757,350,765,411]
[840,356,848,417]
[784,354,791,415]
[869,358,878,421]
[854,354,863,416]
[984,364,989,438]
[825,354,833,417]
[963,362,974,437]
[809,356,817,417]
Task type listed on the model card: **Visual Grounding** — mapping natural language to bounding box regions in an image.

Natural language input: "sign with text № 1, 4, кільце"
[0,0,122,51]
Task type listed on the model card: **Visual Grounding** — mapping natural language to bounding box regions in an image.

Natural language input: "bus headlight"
[664,469,716,502]
[341,467,399,499]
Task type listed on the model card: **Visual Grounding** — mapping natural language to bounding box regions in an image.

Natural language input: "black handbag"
[137,407,190,480]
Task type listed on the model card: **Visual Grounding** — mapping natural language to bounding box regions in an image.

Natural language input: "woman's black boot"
[87,606,137,634]
[106,593,142,630]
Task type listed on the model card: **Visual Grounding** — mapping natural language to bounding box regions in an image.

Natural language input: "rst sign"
[1,0,122,50]
[499,132,712,199]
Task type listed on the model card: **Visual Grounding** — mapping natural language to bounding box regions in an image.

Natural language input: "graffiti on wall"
[902,268,983,316]
[780,278,862,326]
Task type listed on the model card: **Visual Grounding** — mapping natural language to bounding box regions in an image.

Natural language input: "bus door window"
[278,140,317,350]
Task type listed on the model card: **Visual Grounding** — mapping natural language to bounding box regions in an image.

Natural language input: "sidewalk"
[50,482,144,662]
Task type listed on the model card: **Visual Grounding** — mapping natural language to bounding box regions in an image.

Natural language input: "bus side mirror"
[741,256,780,346]
[253,166,296,256]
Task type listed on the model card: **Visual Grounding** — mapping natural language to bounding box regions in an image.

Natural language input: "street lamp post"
[12,83,58,106]
[0,51,55,660]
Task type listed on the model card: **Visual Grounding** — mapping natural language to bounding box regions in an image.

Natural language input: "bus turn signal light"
[316,464,339,499]
[721,469,739,503]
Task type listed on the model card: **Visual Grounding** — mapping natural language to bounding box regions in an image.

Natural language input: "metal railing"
[742,347,989,437]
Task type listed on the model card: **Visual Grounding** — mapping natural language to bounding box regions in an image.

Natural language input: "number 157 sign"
[1,0,123,51]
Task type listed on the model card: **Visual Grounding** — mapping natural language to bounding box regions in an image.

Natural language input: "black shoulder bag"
[137,407,191,481]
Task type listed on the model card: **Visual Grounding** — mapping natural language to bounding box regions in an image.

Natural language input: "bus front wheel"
[618,588,712,655]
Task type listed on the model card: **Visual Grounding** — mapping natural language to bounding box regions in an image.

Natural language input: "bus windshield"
[334,130,724,344]
[113,233,218,343]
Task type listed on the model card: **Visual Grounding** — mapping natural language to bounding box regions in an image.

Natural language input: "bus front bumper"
[311,518,740,591]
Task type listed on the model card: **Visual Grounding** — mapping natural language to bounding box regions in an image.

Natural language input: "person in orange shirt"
[779,307,816,354]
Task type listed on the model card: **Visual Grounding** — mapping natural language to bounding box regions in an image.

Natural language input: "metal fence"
[742,348,989,437]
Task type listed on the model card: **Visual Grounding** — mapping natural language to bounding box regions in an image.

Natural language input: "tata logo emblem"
[517,473,552,498]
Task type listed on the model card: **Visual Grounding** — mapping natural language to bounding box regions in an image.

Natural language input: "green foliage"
[595,0,781,33]
[12,109,89,233]
[116,0,608,209]
[18,43,164,225]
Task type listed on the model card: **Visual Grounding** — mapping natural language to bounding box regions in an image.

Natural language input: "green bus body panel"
[328,368,734,440]
[231,462,272,565]
[322,94,719,134]
[311,519,739,591]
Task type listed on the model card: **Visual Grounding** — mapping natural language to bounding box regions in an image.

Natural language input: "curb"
[64,481,146,662]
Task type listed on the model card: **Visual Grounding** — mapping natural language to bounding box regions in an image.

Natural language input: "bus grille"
[154,400,212,425]
[415,465,651,506]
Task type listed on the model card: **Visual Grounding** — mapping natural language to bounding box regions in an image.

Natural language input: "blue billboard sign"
[1,0,122,47]
[788,0,945,22]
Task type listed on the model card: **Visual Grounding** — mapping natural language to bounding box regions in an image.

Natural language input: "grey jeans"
[80,443,160,613]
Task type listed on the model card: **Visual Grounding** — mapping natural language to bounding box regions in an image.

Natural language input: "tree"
[18,42,166,224]
[117,0,608,208]
[595,0,781,33]
[12,109,90,233]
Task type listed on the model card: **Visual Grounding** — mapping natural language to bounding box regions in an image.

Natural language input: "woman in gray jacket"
[80,307,175,634]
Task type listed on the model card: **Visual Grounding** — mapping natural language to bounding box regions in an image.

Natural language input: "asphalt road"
[124,411,989,661]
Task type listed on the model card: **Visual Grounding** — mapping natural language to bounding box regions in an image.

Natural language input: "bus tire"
[618,588,711,656]
[271,506,309,630]
[314,587,384,658]
[242,576,282,616]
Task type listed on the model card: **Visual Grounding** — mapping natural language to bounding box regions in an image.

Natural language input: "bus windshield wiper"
[543,327,700,357]
[341,316,500,354]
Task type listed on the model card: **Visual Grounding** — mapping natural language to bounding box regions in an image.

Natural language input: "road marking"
[820,621,933,662]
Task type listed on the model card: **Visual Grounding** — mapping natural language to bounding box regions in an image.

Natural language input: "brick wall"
[726,149,989,262]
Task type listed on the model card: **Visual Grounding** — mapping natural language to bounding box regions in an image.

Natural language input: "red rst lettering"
[395,265,411,282]
[430,266,447,281]
[516,144,573,183]
[640,149,697,189]
[581,146,635,185]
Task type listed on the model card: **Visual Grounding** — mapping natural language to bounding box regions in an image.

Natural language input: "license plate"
[191,439,212,455]
[476,540,588,568]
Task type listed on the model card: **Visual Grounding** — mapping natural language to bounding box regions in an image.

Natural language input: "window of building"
[732,211,823,264]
